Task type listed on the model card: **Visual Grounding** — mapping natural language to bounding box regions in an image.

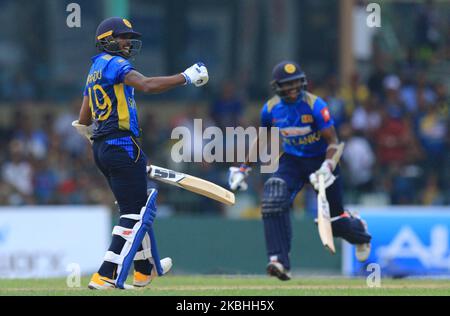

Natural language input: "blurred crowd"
[0,60,448,213]
[0,1,448,215]
[318,71,448,206]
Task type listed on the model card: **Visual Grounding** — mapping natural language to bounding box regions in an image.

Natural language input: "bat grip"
[318,173,326,196]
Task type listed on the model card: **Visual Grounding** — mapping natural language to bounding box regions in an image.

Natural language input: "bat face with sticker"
[147,165,235,206]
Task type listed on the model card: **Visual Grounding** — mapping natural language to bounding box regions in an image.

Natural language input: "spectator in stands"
[210,81,244,130]
[402,77,437,118]
[416,102,448,173]
[351,94,382,139]
[415,0,442,54]
[341,124,376,196]
[322,74,347,131]
[1,140,34,205]
[33,158,58,204]
[383,74,406,118]
[12,112,48,160]
[140,111,169,164]
[434,82,448,118]
[421,173,445,205]
[368,56,388,99]
[340,72,370,115]
[374,107,415,169]
[54,99,88,157]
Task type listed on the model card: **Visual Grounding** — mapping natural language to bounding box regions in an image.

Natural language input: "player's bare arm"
[124,70,186,94]
[319,126,340,166]
[309,126,345,191]
[79,96,92,126]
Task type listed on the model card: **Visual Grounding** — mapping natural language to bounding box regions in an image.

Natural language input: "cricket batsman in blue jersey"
[228,61,371,280]
[73,17,209,289]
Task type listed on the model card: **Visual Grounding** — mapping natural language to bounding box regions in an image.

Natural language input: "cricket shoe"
[266,261,291,281]
[356,243,371,262]
[133,257,173,288]
[88,273,134,290]
[350,211,371,262]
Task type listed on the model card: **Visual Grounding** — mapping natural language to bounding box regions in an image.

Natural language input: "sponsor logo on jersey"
[280,126,312,137]
[282,131,321,146]
[272,118,288,124]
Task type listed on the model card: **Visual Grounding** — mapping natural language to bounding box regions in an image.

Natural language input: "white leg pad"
[103,215,144,278]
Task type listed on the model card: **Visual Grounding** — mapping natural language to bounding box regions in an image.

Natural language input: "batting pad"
[104,189,158,289]
[133,228,164,276]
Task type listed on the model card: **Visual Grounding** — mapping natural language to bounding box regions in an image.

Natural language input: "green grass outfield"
[0,275,449,296]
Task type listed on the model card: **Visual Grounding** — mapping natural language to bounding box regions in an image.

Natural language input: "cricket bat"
[146,165,235,206]
[317,173,336,254]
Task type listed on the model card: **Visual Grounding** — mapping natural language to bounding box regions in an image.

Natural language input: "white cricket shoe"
[356,243,371,262]
[133,257,173,288]
[355,215,371,262]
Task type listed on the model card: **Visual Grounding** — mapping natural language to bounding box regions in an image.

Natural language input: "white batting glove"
[182,62,209,87]
[228,165,251,191]
[309,161,336,191]
[72,120,93,144]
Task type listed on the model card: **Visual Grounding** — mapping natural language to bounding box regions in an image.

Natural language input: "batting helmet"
[95,17,142,59]
[271,61,307,101]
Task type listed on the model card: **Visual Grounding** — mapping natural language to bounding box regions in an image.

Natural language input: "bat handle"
[318,173,326,196]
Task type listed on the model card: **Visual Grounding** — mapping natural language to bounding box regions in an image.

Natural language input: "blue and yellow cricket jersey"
[83,52,139,138]
[261,92,334,158]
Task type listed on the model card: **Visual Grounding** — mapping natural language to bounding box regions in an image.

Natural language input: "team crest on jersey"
[280,126,312,137]
[301,115,313,123]
[320,107,331,122]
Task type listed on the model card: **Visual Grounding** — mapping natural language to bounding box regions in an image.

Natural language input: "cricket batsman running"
[228,61,371,280]
[73,17,209,289]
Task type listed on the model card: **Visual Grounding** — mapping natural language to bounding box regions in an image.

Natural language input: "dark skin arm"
[124,70,186,94]
[320,126,340,168]
[79,96,92,125]
[77,70,187,123]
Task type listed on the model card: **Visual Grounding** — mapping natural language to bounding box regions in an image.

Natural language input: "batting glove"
[182,62,209,87]
[72,120,93,144]
[309,161,336,191]
[228,164,251,191]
